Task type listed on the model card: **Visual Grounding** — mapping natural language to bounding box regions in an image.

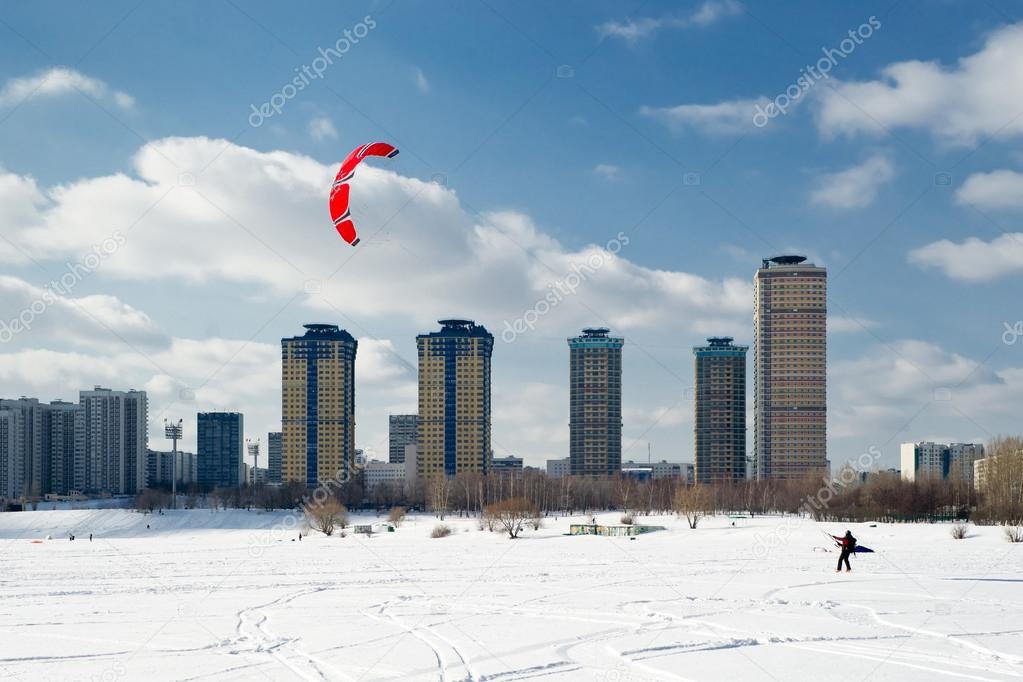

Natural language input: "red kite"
[328,142,399,246]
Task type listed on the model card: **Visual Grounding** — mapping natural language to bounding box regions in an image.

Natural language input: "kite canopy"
[328,142,400,246]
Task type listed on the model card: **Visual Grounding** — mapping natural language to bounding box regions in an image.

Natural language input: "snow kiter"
[827,531,874,553]
[328,142,400,246]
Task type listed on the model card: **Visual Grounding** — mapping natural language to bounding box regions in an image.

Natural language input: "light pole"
[246,438,260,485]
[164,419,183,508]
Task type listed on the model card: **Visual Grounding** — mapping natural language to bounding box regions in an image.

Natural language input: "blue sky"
[1,0,1022,470]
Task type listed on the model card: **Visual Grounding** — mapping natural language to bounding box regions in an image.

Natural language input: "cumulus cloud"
[0,136,752,337]
[815,22,1023,145]
[0,275,167,351]
[640,97,768,135]
[830,340,1015,454]
[0,67,134,111]
[598,1,742,43]
[955,169,1023,210]
[307,117,338,141]
[908,233,1023,282]
[810,154,894,209]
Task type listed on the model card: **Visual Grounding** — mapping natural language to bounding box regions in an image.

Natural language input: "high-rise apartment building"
[0,398,43,499]
[417,319,493,477]
[693,337,748,484]
[388,414,418,464]
[753,256,827,480]
[267,431,282,485]
[45,400,83,496]
[282,324,357,487]
[568,327,624,477]
[901,441,984,485]
[0,398,85,500]
[197,412,243,488]
[79,387,148,495]
[147,449,197,487]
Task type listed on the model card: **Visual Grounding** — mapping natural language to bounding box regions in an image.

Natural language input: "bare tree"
[615,475,637,514]
[134,489,169,513]
[484,497,539,539]
[977,437,1023,527]
[429,477,451,520]
[387,506,407,527]
[305,498,348,536]
[673,484,711,529]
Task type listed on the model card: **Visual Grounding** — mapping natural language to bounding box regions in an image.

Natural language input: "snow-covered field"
[1,509,1021,681]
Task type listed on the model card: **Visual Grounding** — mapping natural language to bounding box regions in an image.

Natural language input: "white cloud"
[810,154,894,209]
[908,233,1023,282]
[815,22,1023,145]
[0,67,134,111]
[598,0,742,43]
[413,67,429,93]
[829,316,877,333]
[307,117,338,141]
[592,163,622,181]
[0,275,167,351]
[830,340,1014,448]
[0,136,752,337]
[640,97,768,135]
[955,169,1023,210]
[356,337,416,384]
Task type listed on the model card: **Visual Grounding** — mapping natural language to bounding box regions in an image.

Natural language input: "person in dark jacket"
[832,531,856,572]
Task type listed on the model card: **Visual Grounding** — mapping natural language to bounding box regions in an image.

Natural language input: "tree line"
[136,436,1023,532]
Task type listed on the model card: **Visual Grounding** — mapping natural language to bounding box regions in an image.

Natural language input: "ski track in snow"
[228,586,354,681]
[2,510,1023,681]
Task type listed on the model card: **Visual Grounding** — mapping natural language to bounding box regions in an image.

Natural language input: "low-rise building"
[546,457,569,478]
[364,459,406,491]
[491,456,523,473]
[622,460,688,480]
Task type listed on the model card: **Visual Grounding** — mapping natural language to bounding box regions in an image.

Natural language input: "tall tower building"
[197,412,244,488]
[693,337,748,484]
[282,324,357,487]
[0,398,43,499]
[0,398,84,499]
[568,328,624,477]
[267,431,282,485]
[417,319,493,477]
[388,414,418,464]
[45,400,83,496]
[753,256,827,480]
[78,387,148,495]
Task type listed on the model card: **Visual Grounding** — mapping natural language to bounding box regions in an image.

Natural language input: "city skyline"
[0,3,1019,473]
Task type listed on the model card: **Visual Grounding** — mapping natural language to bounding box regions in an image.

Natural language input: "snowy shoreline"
[2,509,1021,681]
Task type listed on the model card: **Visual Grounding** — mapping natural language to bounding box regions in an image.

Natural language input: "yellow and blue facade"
[416,320,493,477]
[281,324,357,487]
